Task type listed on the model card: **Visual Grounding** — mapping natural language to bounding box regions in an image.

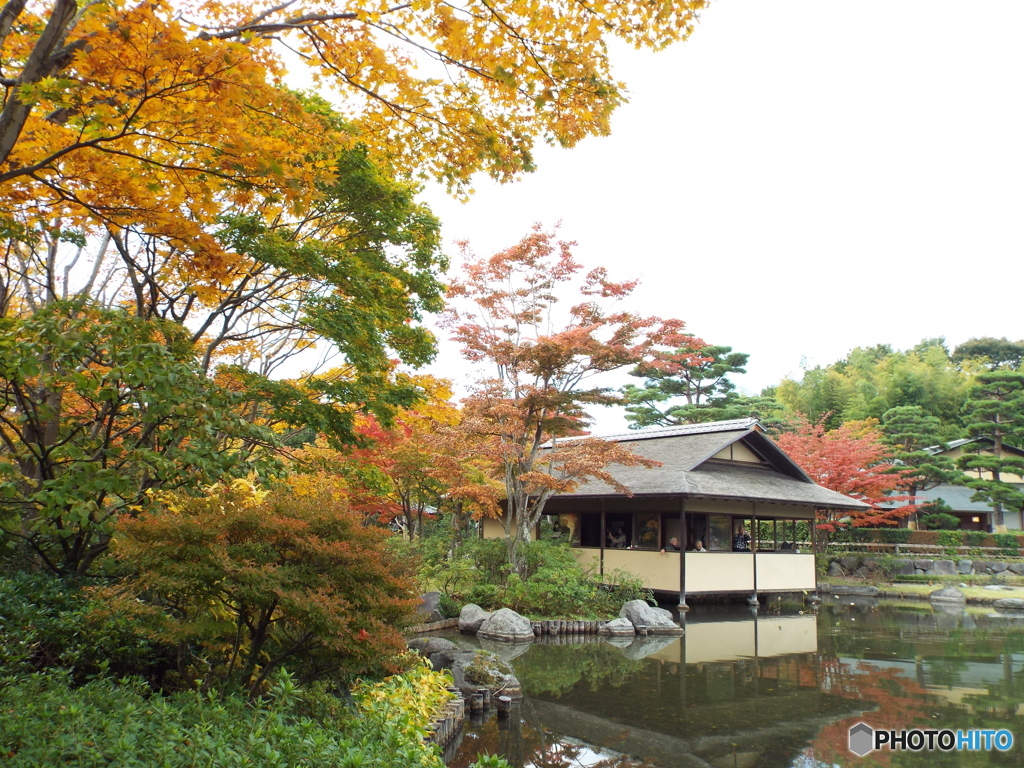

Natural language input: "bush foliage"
[416,535,649,618]
[0,664,505,768]
[111,483,420,694]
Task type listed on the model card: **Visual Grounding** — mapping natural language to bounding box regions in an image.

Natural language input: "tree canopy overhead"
[1,0,706,237]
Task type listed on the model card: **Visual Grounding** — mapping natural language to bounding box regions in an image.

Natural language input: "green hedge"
[831,529,1024,549]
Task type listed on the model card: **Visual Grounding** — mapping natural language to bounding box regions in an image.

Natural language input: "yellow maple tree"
[1,0,706,253]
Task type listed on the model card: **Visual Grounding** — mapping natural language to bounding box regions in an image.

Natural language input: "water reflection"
[449,600,1024,767]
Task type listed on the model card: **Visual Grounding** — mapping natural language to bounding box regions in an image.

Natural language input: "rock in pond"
[458,603,491,634]
[619,600,683,635]
[993,598,1024,611]
[598,618,636,637]
[929,587,965,603]
[448,649,522,698]
[477,608,535,643]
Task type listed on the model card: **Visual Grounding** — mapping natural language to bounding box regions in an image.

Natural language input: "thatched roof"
[551,419,870,510]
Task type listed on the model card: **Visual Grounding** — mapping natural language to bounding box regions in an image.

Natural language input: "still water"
[447,598,1024,767]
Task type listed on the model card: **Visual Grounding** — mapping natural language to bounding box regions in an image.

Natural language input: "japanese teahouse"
[481,418,870,607]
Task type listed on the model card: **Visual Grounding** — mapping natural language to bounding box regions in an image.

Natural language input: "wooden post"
[678,497,688,611]
[749,504,759,606]
[599,499,606,579]
[811,507,820,597]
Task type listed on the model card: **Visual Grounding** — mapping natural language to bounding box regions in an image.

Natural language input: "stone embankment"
[827,554,1024,579]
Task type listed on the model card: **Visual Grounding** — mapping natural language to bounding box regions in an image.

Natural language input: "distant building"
[910,438,1024,532]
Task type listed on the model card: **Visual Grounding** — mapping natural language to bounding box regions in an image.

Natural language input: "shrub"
[993,533,1020,558]
[0,665,495,768]
[111,483,420,694]
[0,572,169,682]
[430,538,648,618]
[874,528,913,544]
[966,531,990,547]
[922,514,963,531]
[937,529,964,555]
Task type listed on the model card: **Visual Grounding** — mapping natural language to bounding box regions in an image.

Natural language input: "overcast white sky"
[418,1,1024,432]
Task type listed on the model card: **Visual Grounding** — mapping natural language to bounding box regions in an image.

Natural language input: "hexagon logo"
[849,722,874,757]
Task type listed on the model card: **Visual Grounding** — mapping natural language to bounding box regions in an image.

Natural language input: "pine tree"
[955,371,1024,531]
[880,406,957,526]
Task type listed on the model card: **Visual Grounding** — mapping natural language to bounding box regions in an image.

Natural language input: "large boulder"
[477,608,535,643]
[458,603,491,634]
[826,561,845,578]
[931,559,957,576]
[408,637,460,671]
[929,587,965,603]
[408,636,458,656]
[417,591,445,624]
[913,559,933,571]
[895,559,916,576]
[989,561,1009,573]
[993,598,1024,611]
[447,649,522,698]
[619,600,683,635]
[838,556,860,572]
[1008,563,1024,575]
[957,560,974,575]
[598,618,636,637]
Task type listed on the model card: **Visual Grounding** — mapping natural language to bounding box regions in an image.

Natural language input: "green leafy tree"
[776,340,970,434]
[621,337,750,426]
[952,337,1024,371]
[955,371,1024,531]
[0,303,277,576]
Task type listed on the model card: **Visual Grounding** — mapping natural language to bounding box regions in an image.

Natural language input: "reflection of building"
[518,612,860,768]
[483,419,868,604]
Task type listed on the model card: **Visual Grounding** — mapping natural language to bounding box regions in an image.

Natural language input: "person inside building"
[733,524,751,552]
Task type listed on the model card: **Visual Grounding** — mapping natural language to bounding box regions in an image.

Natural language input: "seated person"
[692,539,706,552]
[662,537,681,552]
[733,525,751,552]
[780,540,792,550]
[608,527,628,548]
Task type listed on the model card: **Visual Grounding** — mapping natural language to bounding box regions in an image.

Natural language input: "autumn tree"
[326,377,501,540]
[880,405,957,527]
[955,370,1024,531]
[772,416,913,535]
[621,336,750,427]
[445,226,683,570]
[111,481,419,695]
[1,0,706,226]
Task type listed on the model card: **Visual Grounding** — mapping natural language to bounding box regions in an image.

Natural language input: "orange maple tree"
[773,416,915,533]
[445,225,687,569]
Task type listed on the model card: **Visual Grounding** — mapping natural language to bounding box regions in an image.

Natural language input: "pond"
[445,599,1024,767]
